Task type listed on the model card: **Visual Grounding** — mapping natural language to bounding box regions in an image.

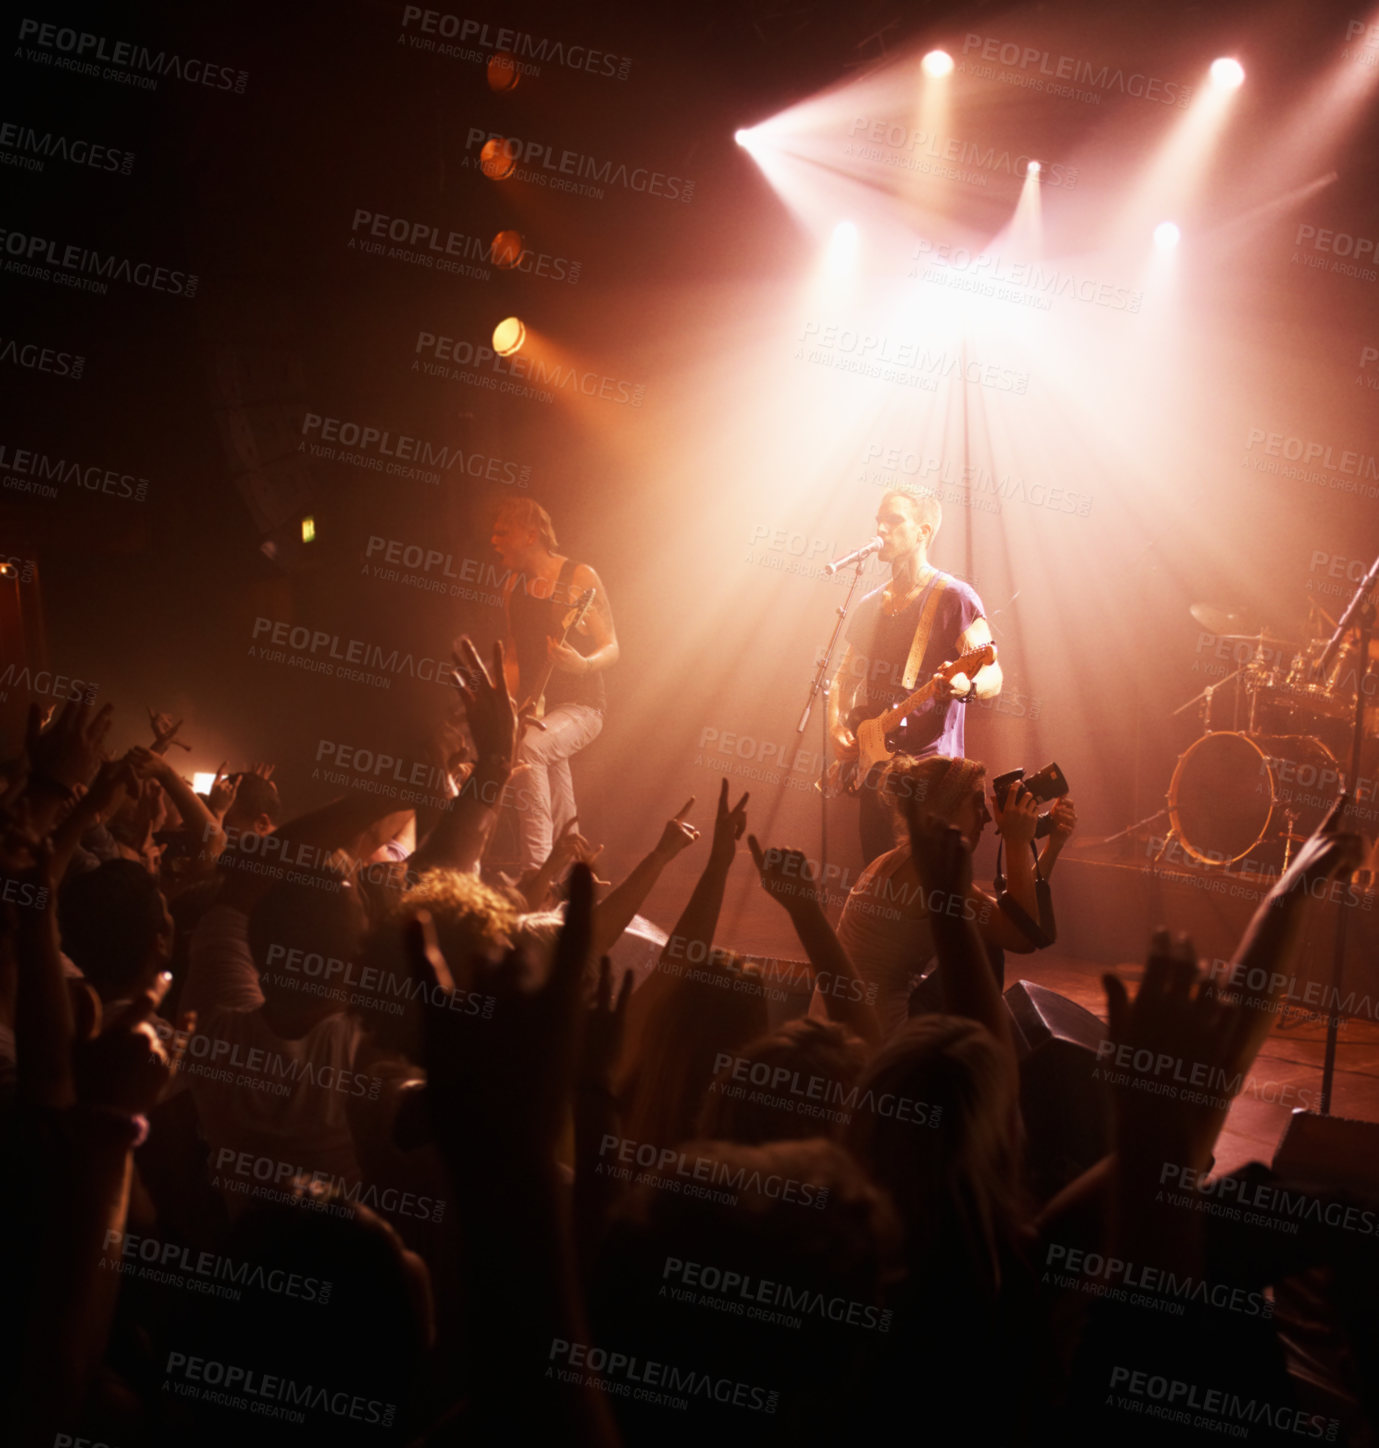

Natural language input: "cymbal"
[1190,602,1253,635]
[1217,630,1302,649]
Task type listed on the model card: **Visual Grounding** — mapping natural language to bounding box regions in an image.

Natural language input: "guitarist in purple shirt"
[827,489,1003,862]
[492,498,619,872]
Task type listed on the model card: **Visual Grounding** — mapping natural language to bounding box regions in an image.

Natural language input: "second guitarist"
[828,489,1003,863]
[493,498,619,872]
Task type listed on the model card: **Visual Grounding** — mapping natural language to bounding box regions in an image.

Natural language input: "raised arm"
[128,747,227,865]
[746,835,881,1045]
[623,780,746,1053]
[410,637,517,876]
[16,699,113,838]
[905,806,1018,1101]
[408,865,619,1444]
[587,800,699,958]
[1215,793,1364,1072]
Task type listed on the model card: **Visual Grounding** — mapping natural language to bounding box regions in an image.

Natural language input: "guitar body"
[820,715,900,797]
[519,586,596,730]
[853,713,893,783]
[821,641,998,796]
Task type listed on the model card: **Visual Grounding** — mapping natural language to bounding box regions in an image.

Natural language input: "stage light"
[0,563,14,578]
[922,50,954,77]
[193,772,217,796]
[1210,57,1245,89]
[493,316,526,356]
[301,515,316,543]
[487,51,520,92]
[825,220,858,277]
[1154,220,1181,249]
[1027,160,1041,175]
[734,128,755,149]
[479,138,516,180]
[491,230,524,268]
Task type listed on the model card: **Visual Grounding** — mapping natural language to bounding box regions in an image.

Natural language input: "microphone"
[824,536,883,575]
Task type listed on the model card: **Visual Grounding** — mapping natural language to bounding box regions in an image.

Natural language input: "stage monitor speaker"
[1273,1110,1379,1194]
[1004,980,1112,1205]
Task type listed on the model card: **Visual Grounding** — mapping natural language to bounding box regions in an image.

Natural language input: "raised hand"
[654,798,699,860]
[73,980,176,1116]
[25,698,113,793]
[126,745,173,783]
[452,636,518,773]
[207,762,240,817]
[1101,930,1255,1173]
[747,835,820,916]
[990,780,1039,849]
[83,756,139,822]
[1273,793,1364,896]
[709,777,749,865]
[1046,795,1078,842]
[146,708,190,754]
[550,821,609,887]
[580,955,633,1094]
[409,861,595,1155]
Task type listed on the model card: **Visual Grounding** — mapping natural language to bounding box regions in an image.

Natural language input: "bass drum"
[1167,733,1341,866]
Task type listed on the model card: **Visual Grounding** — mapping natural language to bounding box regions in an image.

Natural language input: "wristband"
[71,1105,150,1149]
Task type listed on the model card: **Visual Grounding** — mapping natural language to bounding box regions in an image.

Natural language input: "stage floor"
[1023,949,1379,1177]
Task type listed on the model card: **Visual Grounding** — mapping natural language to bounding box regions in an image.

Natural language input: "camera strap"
[993,839,1056,948]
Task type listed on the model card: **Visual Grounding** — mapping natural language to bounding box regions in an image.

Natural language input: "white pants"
[514,703,603,871]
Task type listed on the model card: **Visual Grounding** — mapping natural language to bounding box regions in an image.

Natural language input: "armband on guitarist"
[825,490,1003,862]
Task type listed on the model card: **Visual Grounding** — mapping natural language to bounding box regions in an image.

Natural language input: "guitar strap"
[900,572,949,690]
[551,556,580,626]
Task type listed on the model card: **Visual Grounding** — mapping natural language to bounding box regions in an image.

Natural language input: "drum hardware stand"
[1314,554,1379,1115]
[1280,808,1300,870]
[1171,669,1246,731]
[1097,808,1170,855]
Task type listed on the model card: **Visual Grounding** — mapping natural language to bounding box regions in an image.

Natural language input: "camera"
[991,762,1070,838]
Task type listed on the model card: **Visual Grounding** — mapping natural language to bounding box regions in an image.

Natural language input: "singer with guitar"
[492,498,619,872]
[827,489,1002,862]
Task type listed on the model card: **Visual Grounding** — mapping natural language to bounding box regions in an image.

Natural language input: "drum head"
[1167,733,1340,867]
[1168,733,1272,865]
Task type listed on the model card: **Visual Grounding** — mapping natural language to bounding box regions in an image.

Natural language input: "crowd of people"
[3,633,1379,1447]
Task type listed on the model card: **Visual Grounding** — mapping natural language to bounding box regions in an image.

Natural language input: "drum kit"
[1164,599,1374,868]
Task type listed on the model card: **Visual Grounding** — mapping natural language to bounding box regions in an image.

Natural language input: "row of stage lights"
[733,51,1249,255]
[483,53,534,358]
[916,49,1245,87]
[300,53,527,549]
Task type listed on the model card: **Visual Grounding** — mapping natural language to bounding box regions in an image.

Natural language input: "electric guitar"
[823,642,998,795]
[519,585,597,730]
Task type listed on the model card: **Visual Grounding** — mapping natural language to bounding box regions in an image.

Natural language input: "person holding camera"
[831,754,1077,1038]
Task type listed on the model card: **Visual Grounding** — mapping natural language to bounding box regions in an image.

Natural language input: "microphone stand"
[797,554,872,888]
[1315,552,1379,1114]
